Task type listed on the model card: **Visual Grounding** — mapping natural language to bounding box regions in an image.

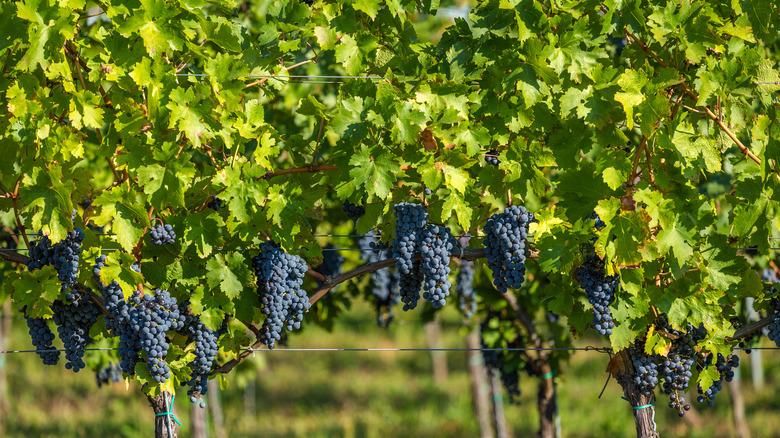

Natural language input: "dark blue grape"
[485,149,500,166]
[359,232,399,326]
[456,261,476,318]
[342,200,365,221]
[149,223,176,245]
[482,205,532,293]
[51,294,100,372]
[180,305,220,407]
[95,363,122,387]
[251,241,310,349]
[418,225,455,309]
[207,195,224,211]
[575,254,618,336]
[316,244,344,291]
[25,315,60,365]
[586,212,606,230]
[392,203,428,310]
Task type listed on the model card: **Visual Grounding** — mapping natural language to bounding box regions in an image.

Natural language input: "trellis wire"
[0,345,776,355]
[175,73,384,85]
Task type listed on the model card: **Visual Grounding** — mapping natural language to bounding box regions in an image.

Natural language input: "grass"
[3,300,780,437]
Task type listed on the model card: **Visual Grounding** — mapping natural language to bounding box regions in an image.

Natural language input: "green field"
[3,300,780,437]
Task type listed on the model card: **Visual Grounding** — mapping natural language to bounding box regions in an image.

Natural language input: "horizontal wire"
[0,346,610,355]
[0,233,115,236]
[175,73,384,80]
[0,347,119,354]
[2,345,771,355]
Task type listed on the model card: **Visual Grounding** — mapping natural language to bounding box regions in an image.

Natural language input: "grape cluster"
[96,363,122,387]
[149,223,176,245]
[94,257,141,373]
[759,271,780,347]
[485,149,500,166]
[51,295,100,372]
[392,203,428,274]
[358,232,399,327]
[316,244,344,287]
[392,203,428,310]
[660,354,694,394]
[575,254,619,336]
[586,212,606,230]
[419,225,455,308]
[180,308,220,408]
[630,347,659,396]
[697,354,740,406]
[130,288,186,383]
[93,257,186,380]
[342,200,365,220]
[25,316,60,365]
[482,206,533,293]
[26,228,85,288]
[207,195,224,211]
[456,261,476,318]
[251,241,310,349]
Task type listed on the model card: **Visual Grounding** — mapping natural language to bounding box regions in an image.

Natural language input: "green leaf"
[21,167,74,243]
[182,212,225,258]
[12,267,60,318]
[91,185,150,252]
[205,253,246,299]
[353,0,380,20]
[348,146,398,199]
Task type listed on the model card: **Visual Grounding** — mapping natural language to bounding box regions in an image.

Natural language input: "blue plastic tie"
[155,395,182,426]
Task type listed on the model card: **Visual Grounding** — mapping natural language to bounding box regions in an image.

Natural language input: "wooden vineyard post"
[610,350,659,438]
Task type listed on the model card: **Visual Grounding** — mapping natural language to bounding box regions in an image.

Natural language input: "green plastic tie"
[541,371,554,379]
[155,395,183,426]
[621,396,653,410]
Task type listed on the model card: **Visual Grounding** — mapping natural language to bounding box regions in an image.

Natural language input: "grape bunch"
[251,241,310,349]
[419,225,456,308]
[129,288,186,383]
[207,195,224,211]
[697,353,740,406]
[316,244,344,286]
[25,315,60,365]
[630,346,659,396]
[456,261,476,318]
[51,295,100,372]
[93,257,185,380]
[149,223,176,245]
[485,149,500,166]
[342,200,365,220]
[358,232,400,326]
[586,212,606,230]
[96,363,122,387]
[93,257,142,373]
[482,205,533,293]
[392,203,428,310]
[26,232,55,271]
[26,228,85,286]
[180,308,220,408]
[660,354,694,416]
[575,254,619,336]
